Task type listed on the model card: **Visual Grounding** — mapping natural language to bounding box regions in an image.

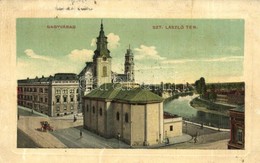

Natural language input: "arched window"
[116,112,120,121]
[99,108,102,116]
[103,66,107,77]
[125,113,129,123]
[93,106,95,114]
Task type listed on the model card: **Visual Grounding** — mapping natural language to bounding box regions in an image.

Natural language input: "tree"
[195,77,207,98]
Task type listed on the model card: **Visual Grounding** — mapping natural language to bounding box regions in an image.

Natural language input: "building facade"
[18,73,79,117]
[163,112,183,139]
[82,83,183,146]
[228,106,245,149]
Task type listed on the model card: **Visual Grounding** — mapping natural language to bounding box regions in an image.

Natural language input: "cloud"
[90,38,96,47]
[90,33,120,50]
[225,46,242,53]
[107,33,120,49]
[201,56,243,62]
[162,56,244,64]
[67,49,94,62]
[134,45,166,60]
[24,49,52,61]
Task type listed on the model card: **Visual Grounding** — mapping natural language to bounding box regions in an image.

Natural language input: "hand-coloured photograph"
[16,18,245,149]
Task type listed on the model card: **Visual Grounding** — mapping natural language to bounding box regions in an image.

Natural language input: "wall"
[131,104,145,146]
[105,101,114,137]
[146,103,163,145]
[18,83,50,116]
[96,58,112,87]
[51,82,79,117]
[163,117,183,138]
[122,103,131,144]
[83,97,164,146]
[97,100,106,136]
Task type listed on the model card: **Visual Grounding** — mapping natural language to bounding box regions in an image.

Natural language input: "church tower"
[124,45,135,82]
[93,20,112,87]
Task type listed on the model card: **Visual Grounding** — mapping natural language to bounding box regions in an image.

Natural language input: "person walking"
[74,115,77,122]
[194,136,197,143]
[80,130,82,138]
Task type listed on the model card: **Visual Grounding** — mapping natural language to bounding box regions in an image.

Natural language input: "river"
[164,94,230,129]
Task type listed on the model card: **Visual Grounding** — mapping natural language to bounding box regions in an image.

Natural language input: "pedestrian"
[194,136,197,143]
[74,115,77,122]
[80,130,82,138]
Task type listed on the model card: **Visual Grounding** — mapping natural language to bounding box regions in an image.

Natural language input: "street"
[17,108,229,149]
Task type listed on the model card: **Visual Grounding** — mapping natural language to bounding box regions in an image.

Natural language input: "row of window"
[18,95,48,103]
[56,106,74,111]
[53,80,78,83]
[55,88,78,94]
[85,105,129,123]
[55,95,79,103]
[18,101,48,110]
[18,87,48,93]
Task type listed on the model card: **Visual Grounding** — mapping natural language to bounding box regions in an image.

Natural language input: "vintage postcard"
[1,0,260,162]
[16,18,245,150]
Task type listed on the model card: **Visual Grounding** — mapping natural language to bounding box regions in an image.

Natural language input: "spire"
[126,44,133,56]
[93,19,111,59]
[101,19,103,31]
[99,19,105,37]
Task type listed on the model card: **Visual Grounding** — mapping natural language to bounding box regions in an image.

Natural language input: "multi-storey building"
[228,105,245,149]
[18,73,79,117]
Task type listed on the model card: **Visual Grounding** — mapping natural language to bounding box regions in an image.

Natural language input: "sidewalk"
[51,126,130,148]
[184,120,230,132]
[147,134,192,149]
[18,106,48,117]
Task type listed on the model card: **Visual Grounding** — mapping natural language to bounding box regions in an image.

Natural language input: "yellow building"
[18,73,79,117]
[83,83,183,146]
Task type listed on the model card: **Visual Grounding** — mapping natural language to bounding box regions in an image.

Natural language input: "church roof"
[93,21,112,59]
[84,83,164,104]
[79,62,93,76]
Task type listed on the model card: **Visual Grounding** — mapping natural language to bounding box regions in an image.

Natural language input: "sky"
[16,18,244,84]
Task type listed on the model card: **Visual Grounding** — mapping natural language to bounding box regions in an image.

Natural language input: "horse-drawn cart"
[40,121,53,132]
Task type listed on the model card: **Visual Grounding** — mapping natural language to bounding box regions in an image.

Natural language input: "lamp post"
[185,121,188,134]
[117,132,121,148]
[174,71,178,93]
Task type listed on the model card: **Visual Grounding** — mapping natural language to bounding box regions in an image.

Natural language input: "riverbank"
[164,91,194,103]
[190,97,236,116]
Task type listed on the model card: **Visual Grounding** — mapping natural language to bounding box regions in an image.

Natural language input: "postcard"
[1,0,259,162]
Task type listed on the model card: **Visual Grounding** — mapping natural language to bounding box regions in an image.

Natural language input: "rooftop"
[79,62,93,76]
[53,73,78,80]
[84,83,164,104]
[18,73,78,84]
[163,111,180,119]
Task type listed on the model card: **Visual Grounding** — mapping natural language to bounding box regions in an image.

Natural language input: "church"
[81,21,183,146]
[78,21,135,111]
